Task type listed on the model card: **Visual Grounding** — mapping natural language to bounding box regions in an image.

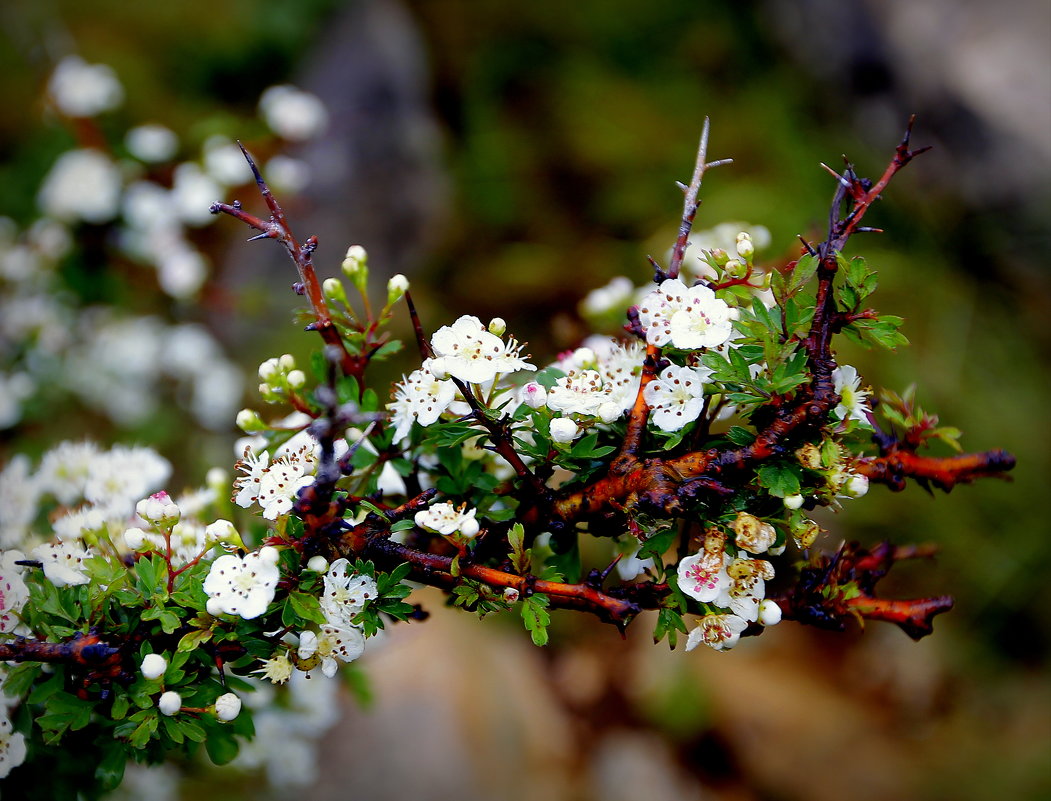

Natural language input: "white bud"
[258,546,281,566]
[459,517,480,538]
[520,381,547,409]
[758,599,782,627]
[140,653,167,680]
[783,494,804,510]
[503,587,520,602]
[278,354,296,372]
[123,527,146,551]
[136,492,180,526]
[236,408,265,433]
[342,244,368,283]
[286,369,307,390]
[549,417,579,443]
[306,555,329,573]
[842,473,869,499]
[735,231,754,261]
[386,274,409,305]
[258,357,281,381]
[214,692,242,722]
[204,519,240,546]
[487,317,506,336]
[323,277,347,305]
[158,691,182,716]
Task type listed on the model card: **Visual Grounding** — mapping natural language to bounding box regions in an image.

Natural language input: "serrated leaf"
[177,628,213,653]
[787,254,819,295]
[287,591,328,625]
[521,594,551,646]
[756,463,803,498]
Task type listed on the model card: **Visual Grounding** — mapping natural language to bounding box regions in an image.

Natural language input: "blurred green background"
[1,0,1048,799]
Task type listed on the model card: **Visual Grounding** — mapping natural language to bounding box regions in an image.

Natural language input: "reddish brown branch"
[0,631,123,676]
[855,447,1015,492]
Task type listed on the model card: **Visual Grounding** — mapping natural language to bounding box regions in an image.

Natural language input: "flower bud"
[123,527,147,551]
[459,516,480,538]
[793,518,821,549]
[236,408,266,433]
[709,247,730,267]
[842,473,869,499]
[783,494,804,510]
[136,492,180,526]
[503,587,520,602]
[487,317,506,336]
[204,519,242,547]
[158,691,181,716]
[140,653,167,680]
[258,357,281,382]
[286,369,307,390]
[386,274,409,306]
[758,599,782,626]
[549,417,579,443]
[342,244,369,291]
[323,276,348,306]
[214,692,242,722]
[278,353,296,372]
[306,555,329,573]
[796,443,823,470]
[520,381,547,409]
[735,231,754,261]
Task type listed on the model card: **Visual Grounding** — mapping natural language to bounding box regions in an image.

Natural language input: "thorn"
[675,180,689,192]
[705,158,733,169]
[246,231,271,242]
[236,140,267,190]
[797,235,817,256]
[648,255,668,282]
[855,226,884,234]
[820,162,851,188]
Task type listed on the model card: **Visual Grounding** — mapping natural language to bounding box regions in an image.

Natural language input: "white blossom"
[47,56,123,117]
[0,712,27,778]
[643,363,711,432]
[125,124,178,163]
[38,149,122,224]
[685,613,749,652]
[0,552,29,633]
[259,85,329,141]
[427,315,535,384]
[387,367,457,442]
[31,541,92,587]
[203,547,281,620]
[677,549,729,604]
[414,501,479,538]
[321,559,378,625]
[637,278,734,350]
[758,599,782,626]
[549,417,580,443]
[716,557,774,623]
[832,364,872,425]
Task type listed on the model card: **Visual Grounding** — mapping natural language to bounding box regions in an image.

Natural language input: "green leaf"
[637,526,678,562]
[94,743,127,792]
[787,254,819,295]
[508,523,530,574]
[521,594,551,646]
[756,463,803,498]
[287,591,328,625]
[205,730,240,765]
[177,628,214,653]
[725,426,756,446]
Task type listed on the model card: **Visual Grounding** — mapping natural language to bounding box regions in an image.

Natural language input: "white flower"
[716,557,775,623]
[0,551,29,633]
[38,149,122,224]
[315,623,365,676]
[125,124,178,162]
[637,278,734,350]
[233,445,316,520]
[171,163,221,226]
[158,691,181,716]
[427,315,535,384]
[30,541,92,587]
[547,370,608,417]
[0,372,33,430]
[549,417,580,443]
[47,56,123,117]
[677,549,729,604]
[0,713,27,778]
[580,276,636,317]
[203,136,253,185]
[140,653,167,680]
[832,365,872,425]
[253,652,294,685]
[0,456,40,549]
[643,363,711,432]
[758,599,782,627]
[685,613,749,652]
[265,155,311,193]
[414,501,479,538]
[214,692,242,722]
[259,85,328,141]
[387,367,457,443]
[321,559,378,625]
[203,546,281,620]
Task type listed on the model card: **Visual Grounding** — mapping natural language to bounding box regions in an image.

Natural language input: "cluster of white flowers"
[677,519,783,652]
[643,363,713,432]
[203,546,281,620]
[232,444,318,520]
[295,558,378,678]
[46,55,124,118]
[637,278,735,350]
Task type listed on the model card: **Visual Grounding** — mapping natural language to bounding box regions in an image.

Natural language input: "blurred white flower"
[47,56,123,117]
[170,163,221,226]
[264,155,311,194]
[0,372,33,429]
[203,136,253,185]
[38,149,122,224]
[259,85,329,141]
[125,124,179,163]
